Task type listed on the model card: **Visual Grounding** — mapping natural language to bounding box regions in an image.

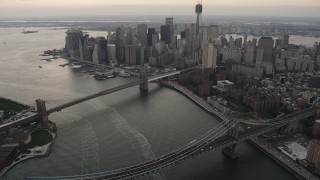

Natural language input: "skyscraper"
[126,28,136,45]
[125,45,136,65]
[136,45,145,65]
[65,29,83,58]
[280,34,289,49]
[256,48,264,67]
[165,17,174,37]
[208,25,219,40]
[195,2,203,36]
[147,28,156,46]
[107,44,116,63]
[245,41,254,65]
[160,25,171,45]
[137,24,148,46]
[202,43,217,69]
[116,27,126,64]
[92,37,108,64]
[243,34,248,48]
[258,37,274,63]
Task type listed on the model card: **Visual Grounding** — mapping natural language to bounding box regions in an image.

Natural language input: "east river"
[1,27,315,179]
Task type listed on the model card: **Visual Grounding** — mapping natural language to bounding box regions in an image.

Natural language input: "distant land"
[0,5,319,18]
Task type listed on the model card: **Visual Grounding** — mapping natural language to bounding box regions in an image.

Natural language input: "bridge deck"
[47,80,143,114]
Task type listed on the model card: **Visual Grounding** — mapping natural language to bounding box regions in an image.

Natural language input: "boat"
[22,29,38,34]
[119,72,131,78]
[94,69,114,80]
[71,62,82,69]
[38,66,42,68]
[94,75,106,80]
[59,63,68,67]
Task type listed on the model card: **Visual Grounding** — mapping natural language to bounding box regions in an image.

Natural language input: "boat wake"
[107,108,165,180]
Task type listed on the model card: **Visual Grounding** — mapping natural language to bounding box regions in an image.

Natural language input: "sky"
[0,0,319,18]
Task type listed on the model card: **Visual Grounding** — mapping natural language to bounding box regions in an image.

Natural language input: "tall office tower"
[202,43,217,69]
[65,29,83,58]
[107,44,116,63]
[245,41,254,64]
[147,28,156,46]
[82,35,94,62]
[234,38,242,48]
[315,42,320,57]
[243,34,248,48]
[220,36,229,47]
[116,27,126,64]
[151,34,159,46]
[258,37,274,63]
[195,2,203,36]
[181,31,186,39]
[160,25,171,44]
[136,45,145,65]
[275,39,281,50]
[252,38,257,48]
[186,24,197,57]
[165,17,174,36]
[201,26,208,43]
[107,29,112,41]
[137,24,148,46]
[126,28,136,45]
[171,35,178,49]
[256,48,264,67]
[229,36,235,48]
[280,34,289,49]
[92,37,108,64]
[79,39,84,60]
[125,45,137,65]
[92,44,100,64]
[208,25,219,39]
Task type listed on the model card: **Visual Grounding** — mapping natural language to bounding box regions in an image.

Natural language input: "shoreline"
[0,128,57,178]
[159,80,319,180]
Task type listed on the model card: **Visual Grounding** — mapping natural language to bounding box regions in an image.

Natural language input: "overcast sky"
[0,0,319,18]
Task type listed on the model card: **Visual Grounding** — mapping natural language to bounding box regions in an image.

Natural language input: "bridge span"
[47,80,143,114]
[26,107,317,180]
[0,68,194,132]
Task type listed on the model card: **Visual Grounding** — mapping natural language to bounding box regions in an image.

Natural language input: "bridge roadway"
[47,80,143,114]
[0,114,39,132]
[158,81,229,122]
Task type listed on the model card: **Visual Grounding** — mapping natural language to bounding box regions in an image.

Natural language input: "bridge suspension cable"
[102,119,237,180]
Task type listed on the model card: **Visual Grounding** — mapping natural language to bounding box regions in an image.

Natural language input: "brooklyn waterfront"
[0,27,303,179]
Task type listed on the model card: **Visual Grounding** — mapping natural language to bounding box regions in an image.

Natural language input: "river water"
[0,27,300,179]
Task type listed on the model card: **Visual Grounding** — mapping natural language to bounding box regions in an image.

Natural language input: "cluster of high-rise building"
[62,2,221,71]
[64,7,319,79]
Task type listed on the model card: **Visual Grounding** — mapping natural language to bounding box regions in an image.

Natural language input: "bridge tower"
[222,118,240,159]
[36,99,49,126]
[140,67,148,91]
